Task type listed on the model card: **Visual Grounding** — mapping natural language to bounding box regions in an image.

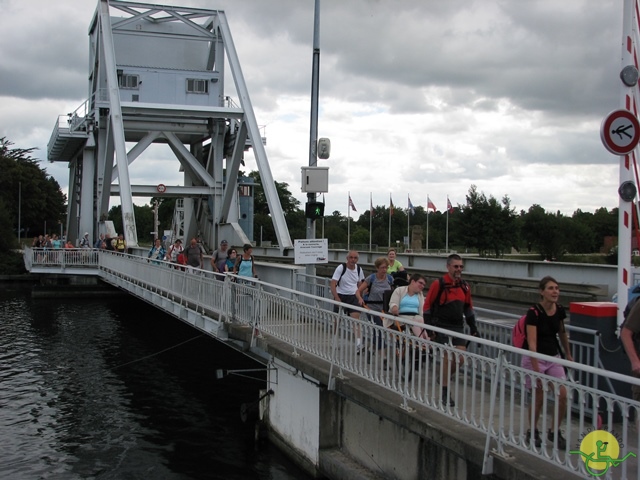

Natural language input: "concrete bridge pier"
[260,355,490,480]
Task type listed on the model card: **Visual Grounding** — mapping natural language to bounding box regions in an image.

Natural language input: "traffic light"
[305,201,325,220]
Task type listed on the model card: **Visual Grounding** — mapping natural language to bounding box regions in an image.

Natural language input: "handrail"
[24,249,640,477]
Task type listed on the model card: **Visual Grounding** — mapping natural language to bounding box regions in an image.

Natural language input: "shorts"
[522,355,566,389]
[334,294,360,315]
[433,323,466,347]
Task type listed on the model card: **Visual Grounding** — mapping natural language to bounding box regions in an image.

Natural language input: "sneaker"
[441,387,455,407]
[356,343,363,355]
[525,429,542,448]
[547,430,567,449]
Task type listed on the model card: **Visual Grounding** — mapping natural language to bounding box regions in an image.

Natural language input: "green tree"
[457,185,517,257]
[591,207,618,251]
[0,137,66,240]
[521,205,568,260]
[247,171,301,244]
[324,210,347,245]
[107,204,154,244]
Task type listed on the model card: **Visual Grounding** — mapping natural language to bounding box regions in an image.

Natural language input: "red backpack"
[512,305,541,348]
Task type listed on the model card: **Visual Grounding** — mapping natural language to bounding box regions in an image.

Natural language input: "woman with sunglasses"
[224,249,237,272]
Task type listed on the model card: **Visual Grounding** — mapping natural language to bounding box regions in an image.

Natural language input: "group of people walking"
[331,248,572,449]
[154,237,258,280]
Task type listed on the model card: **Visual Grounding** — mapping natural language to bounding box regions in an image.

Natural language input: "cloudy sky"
[0,0,629,217]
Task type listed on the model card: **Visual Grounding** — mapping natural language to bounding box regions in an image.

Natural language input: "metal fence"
[26,247,100,270]
[25,249,640,478]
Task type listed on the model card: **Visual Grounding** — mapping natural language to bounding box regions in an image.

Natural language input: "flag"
[390,194,394,216]
[427,196,437,212]
[408,196,415,215]
[370,193,373,216]
[349,195,357,212]
[447,197,454,214]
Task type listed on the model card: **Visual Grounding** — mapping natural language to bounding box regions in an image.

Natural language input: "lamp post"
[305,0,321,278]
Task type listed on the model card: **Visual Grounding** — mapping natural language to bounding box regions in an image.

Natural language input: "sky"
[0,0,630,218]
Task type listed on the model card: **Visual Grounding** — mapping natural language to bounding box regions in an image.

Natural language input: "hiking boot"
[547,430,567,449]
[441,387,455,407]
[525,429,542,448]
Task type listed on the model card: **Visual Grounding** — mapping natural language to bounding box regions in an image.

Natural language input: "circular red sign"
[601,109,640,155]
[157,184,166,193]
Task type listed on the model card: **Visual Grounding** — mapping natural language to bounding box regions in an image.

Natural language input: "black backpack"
[363,273,394,310]
[427,277,470,324]
[336,263,363,286]
[234,254,255,270]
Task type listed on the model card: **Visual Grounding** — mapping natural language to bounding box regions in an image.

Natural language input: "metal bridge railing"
[25,247,100,269]
[27,251,640,477]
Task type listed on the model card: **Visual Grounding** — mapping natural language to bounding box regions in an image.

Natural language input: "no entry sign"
[601,109,640,155]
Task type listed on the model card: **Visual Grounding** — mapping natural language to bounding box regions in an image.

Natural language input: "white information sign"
[294,239,329,264]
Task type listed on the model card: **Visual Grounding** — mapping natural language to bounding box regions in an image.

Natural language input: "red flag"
[427,196,436,212]
[447,197,454,213]
[349,195,357,212]
[390,194,394,216]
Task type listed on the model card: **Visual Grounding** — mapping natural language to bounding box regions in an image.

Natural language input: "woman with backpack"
[357,257,393,357]
[233,244,258,280]
[522,276,573,450]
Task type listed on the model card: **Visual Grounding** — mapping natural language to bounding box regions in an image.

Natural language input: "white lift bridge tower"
[47,0,292,251]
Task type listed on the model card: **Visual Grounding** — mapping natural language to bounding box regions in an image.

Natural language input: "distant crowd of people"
[32,232,259,282]
[32,232,127,252]
[159,237,257,280]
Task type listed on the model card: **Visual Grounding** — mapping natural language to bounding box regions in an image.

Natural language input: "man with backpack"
[423,254,478,407]
[330,250,365,353]
[211,239,229,280]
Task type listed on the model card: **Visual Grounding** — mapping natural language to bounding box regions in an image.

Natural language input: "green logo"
[569,430,636,476]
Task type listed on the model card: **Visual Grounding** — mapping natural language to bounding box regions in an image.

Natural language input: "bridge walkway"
[23,248,640,479]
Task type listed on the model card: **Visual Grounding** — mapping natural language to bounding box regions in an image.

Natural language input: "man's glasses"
[417,281,426,287]
[451,265,464,270]
[348,256,359,260]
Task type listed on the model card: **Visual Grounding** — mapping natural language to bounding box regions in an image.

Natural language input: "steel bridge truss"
[49,0,292,250]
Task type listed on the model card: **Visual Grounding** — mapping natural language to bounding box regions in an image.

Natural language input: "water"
[0,285,311,480]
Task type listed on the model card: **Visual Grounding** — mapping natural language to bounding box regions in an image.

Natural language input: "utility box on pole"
[301,166,329,193]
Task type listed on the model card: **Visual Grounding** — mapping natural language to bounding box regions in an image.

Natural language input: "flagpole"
[426,195,429,253]
[347,191,351,250]
[369,192,372,252]
[388,194,392,248]
[446,196,449,253]
[407,194,410,250]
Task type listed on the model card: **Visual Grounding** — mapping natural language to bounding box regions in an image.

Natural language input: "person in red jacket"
[423,254,478,407]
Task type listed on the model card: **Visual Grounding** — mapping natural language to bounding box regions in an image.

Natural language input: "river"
[0,284,311,480]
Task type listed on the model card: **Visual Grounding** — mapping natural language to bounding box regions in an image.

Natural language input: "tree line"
[250,178,619,261]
